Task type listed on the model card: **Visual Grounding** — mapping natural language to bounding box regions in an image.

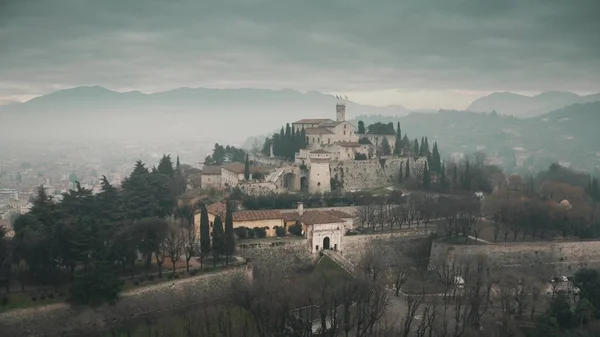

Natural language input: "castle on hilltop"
[211,98,425,196]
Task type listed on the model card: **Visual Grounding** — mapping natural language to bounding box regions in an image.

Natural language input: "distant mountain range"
[349,102,600,173]
[467,91,600,118]
[0,86,409,143]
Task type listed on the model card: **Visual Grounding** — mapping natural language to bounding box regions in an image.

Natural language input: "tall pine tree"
[431,142,441,173]
[452,164,458,190]
[224,202,235,265]
[413,139,419,157]
[423,162,431,190]
[405,158,411,178]
[394,122,402,155]
[244,154,250,180]
[440,164,447,192]
[399,165,403,184]
[199,205,211,268]
[212,215,225,267]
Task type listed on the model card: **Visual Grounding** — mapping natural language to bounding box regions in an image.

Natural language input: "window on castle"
[344,131,346,135]
[328,138,330,144]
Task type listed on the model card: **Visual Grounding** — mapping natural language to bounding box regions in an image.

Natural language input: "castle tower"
[308,149,331,194]
[336,101,346,122]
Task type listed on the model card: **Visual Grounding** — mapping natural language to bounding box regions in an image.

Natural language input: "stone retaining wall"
[341,228,433,264]
[0,265,251,337]
[428,239,600,275]
[330,157,427,191]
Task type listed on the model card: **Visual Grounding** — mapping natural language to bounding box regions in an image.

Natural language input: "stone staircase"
[322,250,357,275]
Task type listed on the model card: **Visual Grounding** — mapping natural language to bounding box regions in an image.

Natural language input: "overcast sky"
[0,0,599,109]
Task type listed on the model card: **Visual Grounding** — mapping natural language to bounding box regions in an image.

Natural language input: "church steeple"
[336,97,346,122]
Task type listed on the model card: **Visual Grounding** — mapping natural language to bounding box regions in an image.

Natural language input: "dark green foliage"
[204,143,245,165]
[212,216,225,264]
[288,222,303,236]
[244,154,250,180]
[233,227,249,239]
[224,202,235,265]
[398,165,403,184]
[157,154,175,177]
[440,164,447,192]
[358,137,372,145]
[588,177,600,201]
[354,153,367,160]
[274,226,286,237]
[452,164,458,189]
[357,120,365,134]
[412,139,419,156]
[261,137,273,156]
[381,137,391,155]
[252,227,267,238]
[394,122,402,155]
[367,122,395,135]
[423,162,431,190]
[405,158,410,178]
[270,125,307,160]
[431,142,441,173]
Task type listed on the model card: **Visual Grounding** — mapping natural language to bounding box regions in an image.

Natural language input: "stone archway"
[283,172,296,190]
[323,236,331,250]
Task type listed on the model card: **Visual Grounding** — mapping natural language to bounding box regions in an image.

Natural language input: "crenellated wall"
[330,157,427,191]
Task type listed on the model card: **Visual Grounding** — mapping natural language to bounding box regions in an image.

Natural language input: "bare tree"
[165,222,186,273]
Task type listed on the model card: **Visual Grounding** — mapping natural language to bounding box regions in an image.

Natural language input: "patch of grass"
[0,292,61,313]
[314,254,348,277]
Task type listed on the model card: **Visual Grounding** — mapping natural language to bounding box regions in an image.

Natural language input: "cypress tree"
[212,215,225,267]
[285,123,292,158]
[244,154,250,180]
[440,164,447,192]
[464,160,471,190]
[224,201,235,265]
[419,137,425,156]
[402,134,410,150]
[405,158,410,178]
[423,162,431,190]
[424,137,430,157]
[199,205,211,268]
[432,142,441,173]
[395,122,402,155]
[381,137,392,155]
[358,120,365,134]
[452,164,458,190]
[300,127,307,149]
[413,139,419,157]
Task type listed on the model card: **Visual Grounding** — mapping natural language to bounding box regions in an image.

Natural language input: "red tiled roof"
[201,165,222,175]
[221,162,260,174]
[305,128,335,135]
[284,210,343,225]
[233,210,284,221]
[319,121,343,127]
[293,119,333,124]
[207,201,283,221]
[207,201,227,216]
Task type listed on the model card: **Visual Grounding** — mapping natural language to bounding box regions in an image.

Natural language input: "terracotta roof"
[324,210,354,219]
[293,119,333,124]
[201,165,222,175]
[233,210,284,221]
[284,210,343,225]
[335,142,362,148]
[207,201,227,216]
[319,121,343,127]
[310,149,330,154]
[221,162,260,174]
[206,201,283,221]
[305,127,335,135]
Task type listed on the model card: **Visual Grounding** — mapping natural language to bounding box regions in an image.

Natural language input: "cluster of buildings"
[196,99,399,195]
[194,201,354,254]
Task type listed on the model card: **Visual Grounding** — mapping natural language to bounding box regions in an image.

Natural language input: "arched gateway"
[323,236,331,250]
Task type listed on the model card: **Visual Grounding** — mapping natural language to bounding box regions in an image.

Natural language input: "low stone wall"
[330,157,427,191]
[428,239,600,275]
[341,228,433,264]
[0,266,251,337]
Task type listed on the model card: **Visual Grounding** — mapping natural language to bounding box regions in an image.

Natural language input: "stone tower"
[336,101,346,122]
[308,149,332,194]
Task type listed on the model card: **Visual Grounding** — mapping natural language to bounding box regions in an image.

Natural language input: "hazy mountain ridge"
[348,102,600,173]
[0,86,410,143]
[467,91,600,117]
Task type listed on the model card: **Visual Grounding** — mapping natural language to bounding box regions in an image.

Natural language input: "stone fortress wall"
[428,239,600,275]
[330,157,427,191]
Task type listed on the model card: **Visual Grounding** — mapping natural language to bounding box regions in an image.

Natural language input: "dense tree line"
[0,155,217,306]
[261,123,307,160]
[204,143,246,165]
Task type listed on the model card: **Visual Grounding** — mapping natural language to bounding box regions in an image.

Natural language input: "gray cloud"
[0,0,599,100]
